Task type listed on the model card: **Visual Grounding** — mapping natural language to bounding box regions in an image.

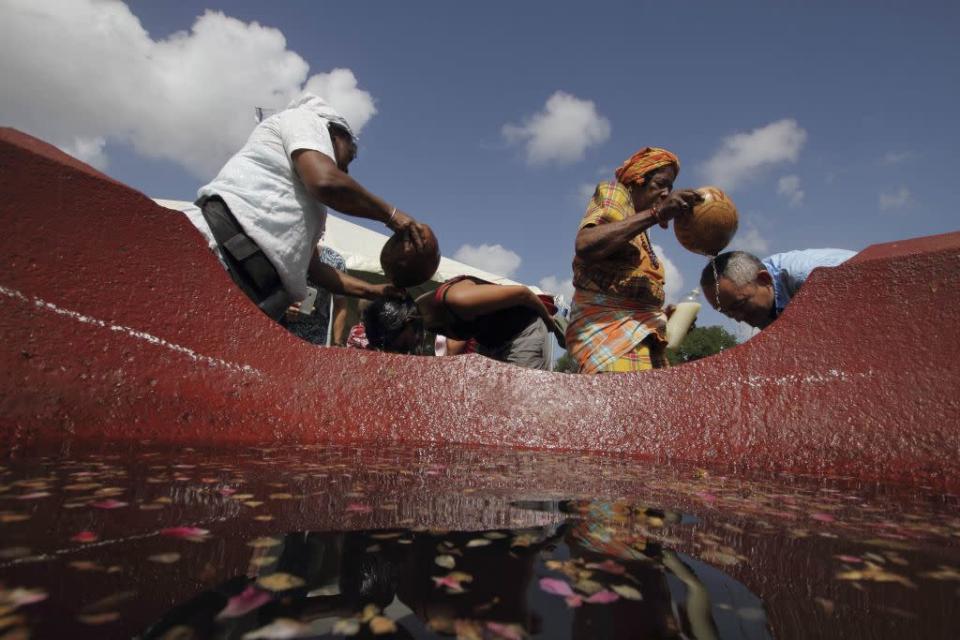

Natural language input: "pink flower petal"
[564,595,583,608]
[90,499,128,509]
[486,622,525,640]
[71,531,98,543]
[835,555,861,563]
[431,575,466,592]
[811,513,835,523]
[586,590,620,604]
[216,585,271,619]
[345,503,372,514]
[161,526,210,540]
[585,559,626,575]
[539,577,574,597]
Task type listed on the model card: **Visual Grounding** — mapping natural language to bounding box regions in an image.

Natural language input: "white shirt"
[197,95,343,301]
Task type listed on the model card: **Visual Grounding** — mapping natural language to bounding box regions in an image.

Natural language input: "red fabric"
[537,294,557,316]
[346,323,369,349]
[434,275,473,304]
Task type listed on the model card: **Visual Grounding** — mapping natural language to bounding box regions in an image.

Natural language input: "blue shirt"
[762,249,856,315]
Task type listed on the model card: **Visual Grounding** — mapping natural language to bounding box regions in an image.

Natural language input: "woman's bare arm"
[575,210,659,261]
[575,190,702,261]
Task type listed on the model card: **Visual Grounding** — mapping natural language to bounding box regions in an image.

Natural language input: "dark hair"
[700,251,765,289]
[362,298,422,352]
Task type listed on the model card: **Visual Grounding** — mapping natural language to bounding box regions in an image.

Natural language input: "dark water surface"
[0,443,957,639]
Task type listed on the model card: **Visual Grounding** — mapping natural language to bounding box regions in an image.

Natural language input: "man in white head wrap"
[191,93,437,319]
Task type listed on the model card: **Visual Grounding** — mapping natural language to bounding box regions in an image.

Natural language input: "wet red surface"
[0,444,958,639]
[1,127,959,492]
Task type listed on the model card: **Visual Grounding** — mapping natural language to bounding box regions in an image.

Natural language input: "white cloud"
[453,244,522,278]
[701,119,807,190]
[502,91,611,165]
[303,69,377,134]
[881,150,915,165]
[538,275,574,303]
[61,136,108,171]
[776,174,804,207]
[879,187,912,211]
[652,244,683,304]
[0,0,376,178]
[729,222,770,256]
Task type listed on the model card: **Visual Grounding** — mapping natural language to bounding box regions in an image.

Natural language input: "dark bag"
[196,196,290,320]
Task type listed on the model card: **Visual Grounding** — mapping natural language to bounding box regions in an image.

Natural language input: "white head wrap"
[283,93,357,143]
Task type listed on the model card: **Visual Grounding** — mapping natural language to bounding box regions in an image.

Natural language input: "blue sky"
[2,0,958,335]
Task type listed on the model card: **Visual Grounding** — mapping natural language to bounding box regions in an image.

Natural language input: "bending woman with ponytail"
[363,276,564,370]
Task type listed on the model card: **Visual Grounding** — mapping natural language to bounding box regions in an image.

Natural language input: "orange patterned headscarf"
[614,147,680,187]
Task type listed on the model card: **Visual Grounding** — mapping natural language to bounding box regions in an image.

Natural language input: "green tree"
[666,325,737,365]
[553,351,580,373]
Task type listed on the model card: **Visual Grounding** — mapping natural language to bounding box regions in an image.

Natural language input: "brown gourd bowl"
[674,186,739,256]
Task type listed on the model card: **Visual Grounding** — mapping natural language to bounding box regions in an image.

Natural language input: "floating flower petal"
[586,590,620,604]
[90,499,128,509]
[160,526,210,542]
[257,573,306,592]
[71,531,98,543]
[611,584,643,600]
[216,585,271,619]
[539,577,575,597]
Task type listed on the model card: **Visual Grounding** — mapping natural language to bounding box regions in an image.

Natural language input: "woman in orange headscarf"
[565,147,702,373]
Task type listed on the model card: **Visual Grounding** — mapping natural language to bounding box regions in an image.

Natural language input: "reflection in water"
[143,501,767,639]
[0,443,957,639]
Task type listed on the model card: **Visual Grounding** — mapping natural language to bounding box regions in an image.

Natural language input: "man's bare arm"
[293,150,425,249]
